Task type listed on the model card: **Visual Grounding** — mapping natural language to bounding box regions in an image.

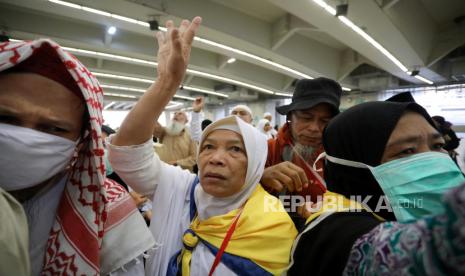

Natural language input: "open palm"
[156,17,201,87]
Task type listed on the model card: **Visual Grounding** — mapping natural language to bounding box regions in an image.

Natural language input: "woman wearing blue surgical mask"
[290,101,465,275]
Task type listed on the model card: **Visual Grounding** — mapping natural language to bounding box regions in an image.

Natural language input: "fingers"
[268,179,284,192]
[155,31,165,46]
[273,170,295,192]
[298,201,315,219]
[183,16,202,46]
[170,28,182,53]
[261,166,284,192]
[281,164,303,192]
[160,17,201,46]
[285,162,309,190]
[165,19,174,37]
[178,19,190,37]
[273,161,307,192]
[261,162,308,193]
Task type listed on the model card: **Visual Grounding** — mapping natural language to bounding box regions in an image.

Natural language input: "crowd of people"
[1,16,465,276]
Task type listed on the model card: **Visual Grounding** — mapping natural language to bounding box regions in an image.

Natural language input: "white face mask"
[0,123,78,191]
[165,120,185,136]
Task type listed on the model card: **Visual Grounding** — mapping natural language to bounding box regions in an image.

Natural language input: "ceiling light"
[48,0,355,91]
[82,6,111,17]
[11,38,351,94]
[227,57,236,64]
[104,92,137,99]
[48,0,149,27]
[337,16,409,72]
[47,1,315,80]
[186,69,275,95]
[61,46,277,95]
[62,46,158,66]
[104,102,116,109]
[100,84,146,93]
[193,36,313,80]
[312,1,431,85]
[173,95,196,101]
[274,92,293,97]
[100,84,196,100]
[182,85,229,98]
[92,71,229,98]
[48,0,80,9]
[313,0,337,16]
[107,26,117,35]
[414,75,434,85]
[166,102,183,109]
[92,72,154,83]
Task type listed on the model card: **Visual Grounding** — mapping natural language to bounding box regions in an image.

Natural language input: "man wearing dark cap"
[261,78,342,226]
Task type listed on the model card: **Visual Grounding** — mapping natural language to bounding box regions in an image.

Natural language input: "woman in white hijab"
[256,118,274,140]
[108,17,296,275]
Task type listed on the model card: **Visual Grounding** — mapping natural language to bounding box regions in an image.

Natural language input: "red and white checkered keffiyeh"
[0,39,154,275]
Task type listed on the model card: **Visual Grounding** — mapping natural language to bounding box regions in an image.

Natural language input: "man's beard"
[293,143,315,161]
[165,121,185,136]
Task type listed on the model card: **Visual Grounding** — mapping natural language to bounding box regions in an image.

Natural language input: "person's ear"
[286,113,292,122]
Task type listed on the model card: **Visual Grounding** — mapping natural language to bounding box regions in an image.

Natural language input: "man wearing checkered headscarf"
[0,39,154,275]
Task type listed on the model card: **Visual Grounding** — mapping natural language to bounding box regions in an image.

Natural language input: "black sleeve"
[289,212,381,276]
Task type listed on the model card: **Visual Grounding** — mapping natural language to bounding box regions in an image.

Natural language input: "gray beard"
[165,121,185,136]
[293,143,315,161]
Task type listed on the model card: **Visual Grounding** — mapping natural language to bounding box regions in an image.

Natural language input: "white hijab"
[195,116,267,220]
[256,118,273,139]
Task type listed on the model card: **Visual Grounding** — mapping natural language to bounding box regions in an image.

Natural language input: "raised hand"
[156,17,202,88]
[192,96,204,112]
[112,17,202,147]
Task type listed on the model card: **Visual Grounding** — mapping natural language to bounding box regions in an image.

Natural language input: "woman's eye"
[41,125,68,134]
[433,142,445,150]
[230,146,243,152]
[399,148,415,156]
[202,144,214,150]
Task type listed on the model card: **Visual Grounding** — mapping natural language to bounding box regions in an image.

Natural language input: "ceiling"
[1,0,464,111]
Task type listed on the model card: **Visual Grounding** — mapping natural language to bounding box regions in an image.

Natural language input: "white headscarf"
[256,118,273,139]
[231,104,253,117]
[195,116,267,220]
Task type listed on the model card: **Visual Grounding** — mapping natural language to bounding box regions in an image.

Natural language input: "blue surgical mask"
[104,149,114,176]
[324,151,464,222]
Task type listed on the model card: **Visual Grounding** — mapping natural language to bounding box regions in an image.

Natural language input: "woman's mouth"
[204,172,226,180]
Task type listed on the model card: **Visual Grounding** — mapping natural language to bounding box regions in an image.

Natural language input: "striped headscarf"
[0,39,154,275]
